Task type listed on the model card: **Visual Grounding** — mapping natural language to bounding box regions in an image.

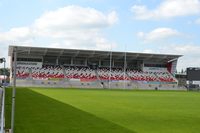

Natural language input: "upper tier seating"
[16,64,177,83]
[127,70,158,81]
[127,69,177,82]
[65,66,97,80]
[31,65,64,79]
[97,67,129,80]
[154,71,176,82]
[16,66,30,78]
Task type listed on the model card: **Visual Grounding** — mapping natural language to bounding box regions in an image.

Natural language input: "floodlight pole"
[0,57,6,133]
[124,51,126,89]
[4,59,6,87]
[11,48,17,133]
[109,51,112,89]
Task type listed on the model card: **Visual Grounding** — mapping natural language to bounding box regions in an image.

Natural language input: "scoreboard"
[187,67,200,81]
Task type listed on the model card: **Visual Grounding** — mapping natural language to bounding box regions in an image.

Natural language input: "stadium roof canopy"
[8,45,182,62]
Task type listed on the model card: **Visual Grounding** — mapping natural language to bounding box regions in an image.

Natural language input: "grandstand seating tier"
[16,65,177,83]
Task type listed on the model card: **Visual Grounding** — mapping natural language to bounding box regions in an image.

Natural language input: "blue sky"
[0,0,200,71]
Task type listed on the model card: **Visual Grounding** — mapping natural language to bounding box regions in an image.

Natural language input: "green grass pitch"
[5,87,200,133]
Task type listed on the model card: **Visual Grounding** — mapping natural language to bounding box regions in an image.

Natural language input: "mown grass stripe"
[6,87,135,133]
[32,88,200,133]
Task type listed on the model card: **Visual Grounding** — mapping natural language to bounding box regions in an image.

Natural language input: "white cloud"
[33,5,118,38]
[37,6,117,50]
[0,27,33,42]
[49,35,116,50]
[0,5,118,51]
[137,27,182,42]
[131,0,200,20]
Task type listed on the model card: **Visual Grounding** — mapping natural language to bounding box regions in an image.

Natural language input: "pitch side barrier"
[13,78,186,90]
[14,79,103,89]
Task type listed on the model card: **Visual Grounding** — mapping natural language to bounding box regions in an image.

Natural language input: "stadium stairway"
[61,65,72,87]
[125,71,139,89]
[95,69,105,89]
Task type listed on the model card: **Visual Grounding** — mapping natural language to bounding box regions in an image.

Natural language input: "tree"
[0,68,10,77]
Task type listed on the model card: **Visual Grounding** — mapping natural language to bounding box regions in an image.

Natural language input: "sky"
[0,0,200,71]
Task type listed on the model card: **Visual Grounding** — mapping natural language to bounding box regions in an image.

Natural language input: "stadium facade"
[8,45,183,90]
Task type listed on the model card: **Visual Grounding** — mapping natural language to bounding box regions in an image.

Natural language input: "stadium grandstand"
[8,45,183,90]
